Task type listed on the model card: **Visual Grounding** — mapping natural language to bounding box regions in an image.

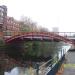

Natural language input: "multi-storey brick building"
[7,17,20,31]
[0,5,7,37]
[6,16,20,36]
[0,5,7,31]
[0,5,21,37]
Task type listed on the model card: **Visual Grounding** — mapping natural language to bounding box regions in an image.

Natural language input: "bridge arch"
[5,32,72,43]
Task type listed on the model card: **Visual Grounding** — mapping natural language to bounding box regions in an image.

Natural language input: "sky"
[0,0,75,32]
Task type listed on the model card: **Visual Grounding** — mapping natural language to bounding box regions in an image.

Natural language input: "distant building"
[5,16,21,36]
[7,17,20,31]
[0,5,21,37]
[52,27,59,32]
[0,5,7,32]
[52,27,59,34]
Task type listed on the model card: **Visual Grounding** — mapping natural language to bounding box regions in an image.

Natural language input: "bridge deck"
[63,51,75,75]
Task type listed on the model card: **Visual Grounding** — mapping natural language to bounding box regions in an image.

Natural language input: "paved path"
[63,51,75,75]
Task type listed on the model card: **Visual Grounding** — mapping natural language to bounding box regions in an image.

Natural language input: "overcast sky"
[0,0,75,32]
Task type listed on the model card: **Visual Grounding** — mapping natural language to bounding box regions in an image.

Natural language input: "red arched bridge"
[5,32,73,44]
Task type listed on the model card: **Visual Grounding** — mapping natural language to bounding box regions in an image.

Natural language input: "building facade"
[6,17,20,36]
[0,5,21,37]
[0,5,7,38]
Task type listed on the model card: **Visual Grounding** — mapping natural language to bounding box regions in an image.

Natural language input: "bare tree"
[20,16,38,32]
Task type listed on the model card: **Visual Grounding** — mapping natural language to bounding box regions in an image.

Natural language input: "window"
[0,12,3,17]
[0,17,3,24]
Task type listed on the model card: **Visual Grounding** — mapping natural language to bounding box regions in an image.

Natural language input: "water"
[5,67,36,75]
[5,67,19,75]
[4,41,71,75]
[5,46,71,75]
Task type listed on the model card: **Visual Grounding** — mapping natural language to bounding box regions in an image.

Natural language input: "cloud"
[0,0,75,32]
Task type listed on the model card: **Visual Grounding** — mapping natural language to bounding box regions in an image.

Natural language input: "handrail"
[4,31,73,44]
[37,56,58,75]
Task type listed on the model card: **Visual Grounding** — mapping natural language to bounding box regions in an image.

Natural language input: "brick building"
[7,17,20,31]
[0,5,21,37]
[0,5,7,31]
[0,5,7,38]
[6,17,20,36]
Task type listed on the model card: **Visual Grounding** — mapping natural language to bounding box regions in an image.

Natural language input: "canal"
[4,41,71,75]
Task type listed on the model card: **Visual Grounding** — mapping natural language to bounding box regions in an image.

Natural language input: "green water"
[5,40,71,62]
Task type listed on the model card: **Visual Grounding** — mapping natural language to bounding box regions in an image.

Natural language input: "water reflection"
[5,67,37,75]
[5,67,19,75]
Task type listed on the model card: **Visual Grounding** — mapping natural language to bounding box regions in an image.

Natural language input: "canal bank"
[63,51,75,75]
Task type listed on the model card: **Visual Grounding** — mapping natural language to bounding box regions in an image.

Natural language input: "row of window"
[6,27,20,31]
[7,20,19,25]
[0,7,4,12]
[6,19,20,31]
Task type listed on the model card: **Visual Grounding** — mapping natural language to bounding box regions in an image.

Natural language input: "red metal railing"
[4,32,73,44]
